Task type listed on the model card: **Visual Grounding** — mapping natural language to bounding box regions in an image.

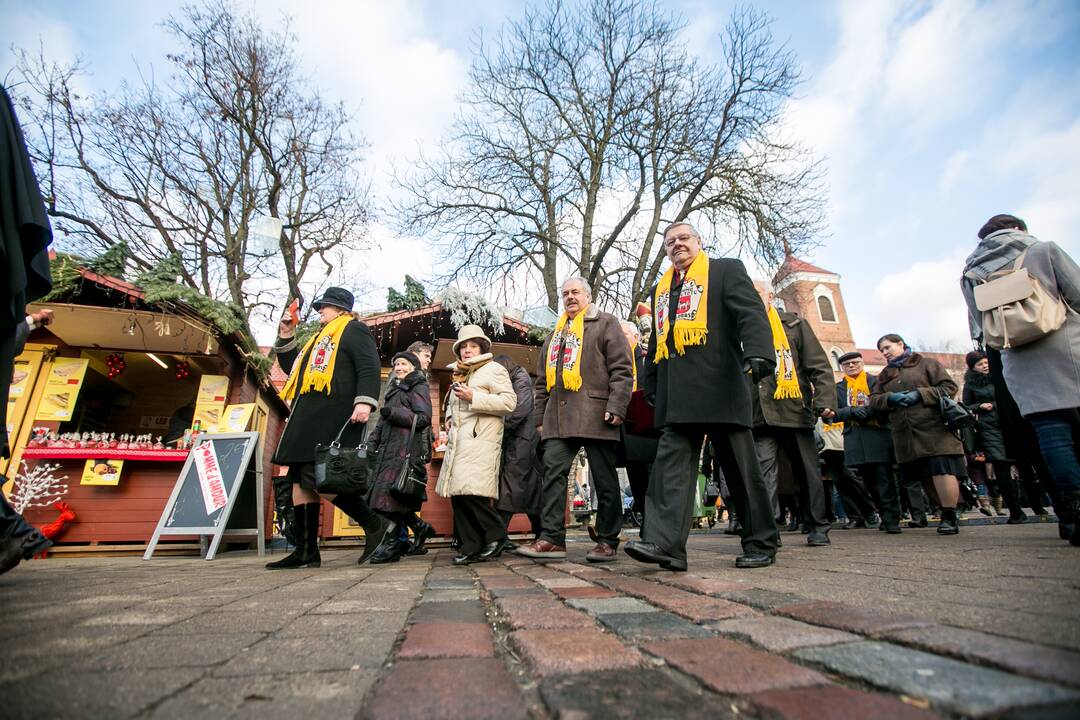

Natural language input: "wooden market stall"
[3,265,289,553]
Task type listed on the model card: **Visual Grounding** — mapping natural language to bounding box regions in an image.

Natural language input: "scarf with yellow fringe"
[545,306,589,392]
[653,251,709,362]
[845,370,871,408]
[767,305,802,400]
[628,340,638,391]
[279,314,352,402]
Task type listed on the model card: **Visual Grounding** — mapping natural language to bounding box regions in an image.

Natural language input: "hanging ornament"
[175,360,191,381]
[105,352,126,379]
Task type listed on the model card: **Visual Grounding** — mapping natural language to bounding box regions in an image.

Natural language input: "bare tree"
[396,0,823,313]
[6,2,370,331]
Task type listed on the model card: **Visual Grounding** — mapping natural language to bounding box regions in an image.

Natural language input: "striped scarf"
[767,305,802,400]
[653,251,709,362]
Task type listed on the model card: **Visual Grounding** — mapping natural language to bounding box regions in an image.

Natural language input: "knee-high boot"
[403,513,436,556]
[266,503,321,569]
[331,494,390,565]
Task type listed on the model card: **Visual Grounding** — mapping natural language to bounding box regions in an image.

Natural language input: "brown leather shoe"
[515,539,567,559]
[585,542,616,563]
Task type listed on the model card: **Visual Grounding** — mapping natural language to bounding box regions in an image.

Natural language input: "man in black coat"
[823,352,902,533]
[625,223,778,570]
[749,284,836,547]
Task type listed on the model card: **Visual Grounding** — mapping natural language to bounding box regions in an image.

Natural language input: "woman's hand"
[980,402,993,411]
[278,313,296,338]
[453,384,474,403]
[350,403,372,424]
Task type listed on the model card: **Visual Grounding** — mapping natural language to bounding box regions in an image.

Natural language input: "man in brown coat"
[518,277,634,561]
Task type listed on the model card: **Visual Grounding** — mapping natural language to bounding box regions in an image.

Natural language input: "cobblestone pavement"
[2,519,1078,719]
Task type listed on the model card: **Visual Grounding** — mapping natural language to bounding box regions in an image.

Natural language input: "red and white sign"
[193,441,228,515]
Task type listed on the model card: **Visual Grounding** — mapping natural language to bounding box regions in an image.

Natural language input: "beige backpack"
[967,248,1067,349]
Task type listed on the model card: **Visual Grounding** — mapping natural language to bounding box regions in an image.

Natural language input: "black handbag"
[390,415,427,502]
[313,419,373,495]
[939,394,977,432]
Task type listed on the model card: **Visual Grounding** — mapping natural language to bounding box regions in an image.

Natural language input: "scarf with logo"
[546,306,589,392]
[279,313,351,402]
[653,251,709,362]
[845,370,871,408]
[767,305,802,400]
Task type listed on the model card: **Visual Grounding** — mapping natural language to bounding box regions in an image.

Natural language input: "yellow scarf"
[845,370,871,408]
[279,314,352,402]
[545,306,588,392]
[767,304,802,400]
[653,251,709,362]
[628,340,638,391]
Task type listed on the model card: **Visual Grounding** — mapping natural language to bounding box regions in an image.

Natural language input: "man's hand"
[452,384,474,403]
[744,357,773,384]
[29,309,53,327]
[604,412,623,426]
[820,408,836,420]
[979,402,993,411]
[537,425,543,434]
[350,404,372,424]
[279,313,296,338]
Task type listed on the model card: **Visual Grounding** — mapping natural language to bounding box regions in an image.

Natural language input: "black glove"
[379,405,392,419]
[744,357,774,384]
[645,393,656,408]
[852,406,872,422]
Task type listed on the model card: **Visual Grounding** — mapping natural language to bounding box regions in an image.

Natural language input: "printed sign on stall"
[192,440,228,515]
[196,375,229,406]
[35,357,89,421]
[217,403,255,432]
[81,459,124,486]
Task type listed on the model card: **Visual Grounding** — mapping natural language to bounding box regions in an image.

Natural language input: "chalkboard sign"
[143,431,265,560]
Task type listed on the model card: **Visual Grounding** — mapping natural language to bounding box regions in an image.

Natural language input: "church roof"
[772,254,836,284]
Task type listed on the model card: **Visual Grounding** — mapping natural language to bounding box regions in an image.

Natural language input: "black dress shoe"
[735,552,775,568]
[807,529,831,546]
[624,540,679,567]
[477,540,504,561]
[660,556,688,572]
[452,553,479,566]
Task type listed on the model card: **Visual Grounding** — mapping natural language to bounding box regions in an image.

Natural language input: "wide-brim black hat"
[312,287,354,312]
[837,351,863,364]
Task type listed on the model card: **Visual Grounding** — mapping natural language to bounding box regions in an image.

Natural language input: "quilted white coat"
[436,354,517,499]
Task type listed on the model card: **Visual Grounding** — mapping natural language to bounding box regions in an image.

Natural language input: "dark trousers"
[625,461,651,514]
[857,463,900,527]
[451,495,506,555]
[898,463,931,521]
[754,427,830,530]
[1028,409,1080,495]
[540,438,620,547]
[645,424,777,561]
[822,450,876,522]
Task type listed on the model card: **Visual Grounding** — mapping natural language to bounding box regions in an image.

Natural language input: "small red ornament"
[175,360,191,381]
[105,352,126,379]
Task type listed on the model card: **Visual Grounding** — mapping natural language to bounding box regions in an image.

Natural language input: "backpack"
[966,248,1066,349]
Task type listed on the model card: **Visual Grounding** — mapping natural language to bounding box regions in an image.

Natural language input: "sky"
[2,0,1078,350]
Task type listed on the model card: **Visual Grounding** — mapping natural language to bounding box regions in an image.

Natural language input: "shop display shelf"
[19,447,190,462]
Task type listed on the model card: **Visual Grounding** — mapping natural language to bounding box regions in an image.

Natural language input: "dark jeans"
[1028,409,1080,494]
[898,463,930,522]
[645,424,777,561]
[856,463,900,527]
[451,495,506,555]
[753,427,830,531]
[540,438,620,547]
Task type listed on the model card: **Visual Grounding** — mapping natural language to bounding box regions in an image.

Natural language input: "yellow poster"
[193,403,223,430]
[35,357,90,421]
[82,458,123,486]
[217,403,255,432]
[9,360,32,398]
[196,375,229,406]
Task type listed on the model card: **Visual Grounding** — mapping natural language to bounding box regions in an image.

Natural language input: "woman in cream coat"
[437,325,517,565]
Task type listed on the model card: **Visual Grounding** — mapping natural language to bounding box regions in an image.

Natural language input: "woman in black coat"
[366,351,434,564]
[963,351,1026,523]
[267,287,386,570]
[492,355,541,543]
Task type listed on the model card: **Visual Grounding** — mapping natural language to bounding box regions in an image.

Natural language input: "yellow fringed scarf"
[545,306,589,392]
[845,370,871,408]
[653,251,709,362]
[767,304,802,400]
[279,314,352,402]
[628,339,638,391]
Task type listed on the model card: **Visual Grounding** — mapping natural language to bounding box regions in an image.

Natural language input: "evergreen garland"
[387,275,431,311]
[41,252,86,301]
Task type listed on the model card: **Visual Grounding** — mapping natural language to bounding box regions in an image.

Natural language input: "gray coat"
[961,231,1080,416]
[833,374,894,466]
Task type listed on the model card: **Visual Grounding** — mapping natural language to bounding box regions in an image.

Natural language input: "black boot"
[266,503,322,569]
[369,521,404,564]
[406,517,436,556]
[1000,481,1028,524]
[1066,492,1080,547]
[272,477,297,546]
[331,494,391,565]
[937,508,959,535]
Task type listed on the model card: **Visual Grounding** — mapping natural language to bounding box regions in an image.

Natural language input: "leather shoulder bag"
[313,419,373,495]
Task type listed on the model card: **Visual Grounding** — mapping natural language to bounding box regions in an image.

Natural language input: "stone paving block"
[535,576,592,589]
[716,589,809,610]
[487,585,547,599]
[996,702,1080,720]
[78,607,204,627]
[368,658,527,720]
[550,585,619,599]
[662,575,752,596]
[645,637,827,694]
[150,610,303,636]
[510,628,643,677]
[214,632,399,676]
[595,574,754,622]
[883,625,1080,688]
[0,667,205,720]
[277,611,409,637]
[409,600,487,624]
[91,631,265,669]
[477,575,536,589]
[794,641,1080,717]
[311,596,417,614]
[709,616,860,652]
[539,669,730,719]
[776,600,935,636]
[147,670,377,719]
[398,621,494,659]
[419,588,480,603]
[424,578,476,590]
[746,684,939,720]
[566,596,657,615]
[545,562,598,574]
[598,612,715,641]
[495,595,593,630]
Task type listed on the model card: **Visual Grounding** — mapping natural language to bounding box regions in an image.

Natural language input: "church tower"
[772,254,856,372]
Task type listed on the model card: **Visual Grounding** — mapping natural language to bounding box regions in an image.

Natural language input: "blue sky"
[3,0,1078,349]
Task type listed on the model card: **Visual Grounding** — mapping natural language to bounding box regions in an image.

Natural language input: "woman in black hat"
[364,351,435,563]
[267,287,387,569]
